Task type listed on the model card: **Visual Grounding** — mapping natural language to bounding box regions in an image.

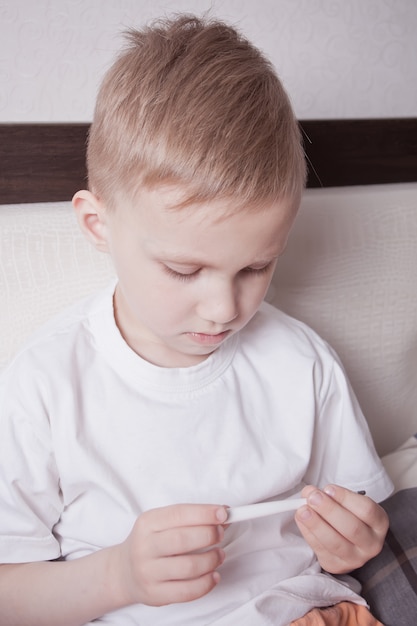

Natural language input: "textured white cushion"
[0,202,115,370]
[1,183,416,455]
[382,435,417,492]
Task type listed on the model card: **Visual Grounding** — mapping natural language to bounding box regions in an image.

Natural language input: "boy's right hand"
[116,504,228,607]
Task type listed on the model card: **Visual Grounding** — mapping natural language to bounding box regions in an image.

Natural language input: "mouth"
[186,330,231,346]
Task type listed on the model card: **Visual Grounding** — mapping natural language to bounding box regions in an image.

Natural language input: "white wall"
[1,0,416,122]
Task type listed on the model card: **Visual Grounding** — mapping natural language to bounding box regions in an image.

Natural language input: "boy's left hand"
[294,484,389,574]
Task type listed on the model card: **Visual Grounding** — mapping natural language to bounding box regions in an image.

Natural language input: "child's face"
[102,186,298,367]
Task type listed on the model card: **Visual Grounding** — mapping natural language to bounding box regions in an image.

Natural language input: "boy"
[0,14,392,626]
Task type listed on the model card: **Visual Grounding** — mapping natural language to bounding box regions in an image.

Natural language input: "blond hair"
[87,14,306,209]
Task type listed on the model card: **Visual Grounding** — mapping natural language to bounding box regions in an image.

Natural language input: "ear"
[72,190,110,253]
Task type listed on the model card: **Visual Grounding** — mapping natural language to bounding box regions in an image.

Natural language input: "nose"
[197,278,239,325]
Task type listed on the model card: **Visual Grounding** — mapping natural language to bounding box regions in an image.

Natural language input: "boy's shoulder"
[237,301,341,387]
[240,300,340,372]
[5,282,115,372]
[246,300,330,352]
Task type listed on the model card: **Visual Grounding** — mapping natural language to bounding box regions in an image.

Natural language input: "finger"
[296,504,355,557]
[157,548,226,582]
[300,487,387,546]
[295,502,351,551]
[295,488,388,571]
[303,489,370,545]
[295,504,364,573]
[140,503,228,533]
[150,524,225,558]
[322,484,389,535]
[147,570,221,606]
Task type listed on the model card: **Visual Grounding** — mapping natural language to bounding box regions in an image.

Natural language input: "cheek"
[109,246,138,284]
[142,278,194,320]
[236,278,273,324]
[242,276,273,307]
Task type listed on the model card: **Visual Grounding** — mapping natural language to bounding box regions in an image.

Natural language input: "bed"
[1,119,417,621]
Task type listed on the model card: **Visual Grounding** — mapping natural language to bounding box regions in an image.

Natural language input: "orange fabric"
[290,602,384,626]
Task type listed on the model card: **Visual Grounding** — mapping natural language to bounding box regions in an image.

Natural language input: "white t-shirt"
[0,283,393,625]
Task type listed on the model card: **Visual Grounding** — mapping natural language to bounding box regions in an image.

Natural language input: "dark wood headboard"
[1,119,416,204]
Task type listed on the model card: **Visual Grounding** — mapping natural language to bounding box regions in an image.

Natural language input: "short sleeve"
[304,351,393,502]
[0,362,63,563]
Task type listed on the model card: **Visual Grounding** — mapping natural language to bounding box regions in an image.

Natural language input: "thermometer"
[227,498,307,523]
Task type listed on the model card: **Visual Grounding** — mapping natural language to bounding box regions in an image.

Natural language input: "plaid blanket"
[352,487,417,626]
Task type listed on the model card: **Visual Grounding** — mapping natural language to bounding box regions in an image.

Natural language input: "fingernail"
[308,490,324,506]
[213,571,221,584]
[216,507,228,523]
[324,485,336,498]
[297,506,312,521]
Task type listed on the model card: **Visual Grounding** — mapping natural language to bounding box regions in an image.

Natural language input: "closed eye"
[163,265,201,282]
[163,260,275,282]
[242,262,274,276]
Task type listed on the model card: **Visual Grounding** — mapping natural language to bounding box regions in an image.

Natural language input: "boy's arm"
[295,484,389,573]
[0,548,124,626]
[0,504,227,626]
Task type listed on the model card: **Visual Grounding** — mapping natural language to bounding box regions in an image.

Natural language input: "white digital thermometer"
[227,498,307,523]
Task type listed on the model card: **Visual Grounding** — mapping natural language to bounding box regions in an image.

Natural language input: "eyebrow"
[158,253,207,265]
